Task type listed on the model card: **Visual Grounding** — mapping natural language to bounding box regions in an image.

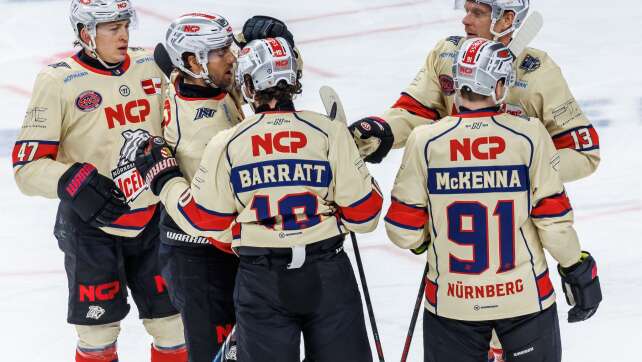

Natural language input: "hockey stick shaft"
[350,231,386,362]
[319,86,385,361]
[400,262,429,362]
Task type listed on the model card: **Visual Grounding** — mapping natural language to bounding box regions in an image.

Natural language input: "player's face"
[94,20,130,64]
[462,1,494,39]
[206,46,236,89]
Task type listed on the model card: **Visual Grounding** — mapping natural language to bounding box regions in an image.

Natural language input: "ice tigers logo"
[118,129,151,166]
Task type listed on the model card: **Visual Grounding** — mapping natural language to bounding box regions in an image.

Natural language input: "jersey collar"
[454,105,502,118]
[72,51,131,76]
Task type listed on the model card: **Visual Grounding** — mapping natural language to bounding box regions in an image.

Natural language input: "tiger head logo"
[118,129,151,166]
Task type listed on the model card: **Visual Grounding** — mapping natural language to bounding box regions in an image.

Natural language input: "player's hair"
[244,75,303,106]
[459,79,506,102]
[178,52,196,79]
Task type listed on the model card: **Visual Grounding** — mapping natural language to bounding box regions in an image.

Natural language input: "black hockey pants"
[234,236,373,362]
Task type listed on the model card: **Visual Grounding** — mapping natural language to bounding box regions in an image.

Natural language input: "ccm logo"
[105,99,151,129]
[251,131,307,156]
[79,281,120,302]
[450,136,506,161]
[183,25,200,33]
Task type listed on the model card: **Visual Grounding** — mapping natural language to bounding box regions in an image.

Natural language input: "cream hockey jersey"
[160,75,243,249]
[385,109,582,321]
[160,109,383,248]
[381,36,599,182]
[13,49,166,237]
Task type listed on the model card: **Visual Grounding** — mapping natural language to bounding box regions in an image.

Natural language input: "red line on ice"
[286,0,432,23]
[298,18,457,45]
[0,85,32,97]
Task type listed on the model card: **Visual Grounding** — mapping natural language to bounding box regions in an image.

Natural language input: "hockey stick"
[212,326,237,362]
[153,42,175,79]
[319,86,386,362]
[507,10,543,57]
[400,262,430,362]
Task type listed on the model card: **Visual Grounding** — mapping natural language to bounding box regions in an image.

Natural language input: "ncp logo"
[183,25,201,33]
[105,98,151,129]
[251,131,307,156]
[450,136,506,161]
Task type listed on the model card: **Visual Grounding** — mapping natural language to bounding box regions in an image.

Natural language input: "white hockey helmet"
[235,37,299,102]
[69,0,138,65]
[164,13,234,86]
[452,38,515,104]
[472,0,530,38]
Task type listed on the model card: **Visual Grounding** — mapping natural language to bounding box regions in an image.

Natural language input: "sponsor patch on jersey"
[136,56,154,64]
[75,90,102,112]
[446,36,463,46]
[49,61,70,69]
[194,107,216,121]
[141,78,161,95]
[552,99,583,126]
[439,74,455,96]
[111,129,151,202]
[519,55,541,73]
[64,71,89,83]
[439,51,457,59]
[500,103,528,119]
[514,80,528,89]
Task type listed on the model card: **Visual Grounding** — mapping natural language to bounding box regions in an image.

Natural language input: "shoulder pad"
[48,61,71,69]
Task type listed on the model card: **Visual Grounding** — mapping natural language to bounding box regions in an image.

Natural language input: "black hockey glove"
[558,251,602,323]
[348,117,394,164]
[134,136,182,196]
[57,163,130,227]
[235,15,295,48]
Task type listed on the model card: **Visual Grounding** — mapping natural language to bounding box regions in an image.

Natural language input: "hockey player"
[384,38,602,362]
[350,0,599,184]
[150,13,298,362]
[135,37,382,361]
[12,1,186,361]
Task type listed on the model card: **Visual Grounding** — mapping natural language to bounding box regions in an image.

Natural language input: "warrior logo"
[111,129,151,201]
[86,305,106,320]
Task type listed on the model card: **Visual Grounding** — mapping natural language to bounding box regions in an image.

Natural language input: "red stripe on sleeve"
[531,192,572,218]
[340,190,383,224]
[12,141,59,167]
[552,126,599,151]
[536,270,554,300]
[178,198,236,231]
[110,205,157,230]
[392,93,438,121]
[425,278,438,307]
[207,237,233,254]
[384,198,428,230]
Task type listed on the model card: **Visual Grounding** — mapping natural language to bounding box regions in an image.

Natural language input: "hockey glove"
[411,241,429,255]
[348,117,394,163]
[134,137,183,196]
[558,251,602,323]
[57,163,130,227]
[234,15,295,48]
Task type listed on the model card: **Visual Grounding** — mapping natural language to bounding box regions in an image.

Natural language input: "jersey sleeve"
[159,127,239,246]
[384,129,430,249]
[329,123,383,233]
[383,41,448,149]
[529,120,582,268]
[525,60,600,182]
[13,71,72,198]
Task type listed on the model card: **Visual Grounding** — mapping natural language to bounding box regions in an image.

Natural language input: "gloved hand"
[348,117,394,163]
[558,251,602,323]
[411,241,429,255]
[134,137,182,196]
[234,15,295,48]
[57,163,130,227]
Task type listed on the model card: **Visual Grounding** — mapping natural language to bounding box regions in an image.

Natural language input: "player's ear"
[497,10,516,33]
[79,25,91,45]
[186,54,202,73]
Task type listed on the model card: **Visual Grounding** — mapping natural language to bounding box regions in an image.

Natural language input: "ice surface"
[1,0,640,360]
